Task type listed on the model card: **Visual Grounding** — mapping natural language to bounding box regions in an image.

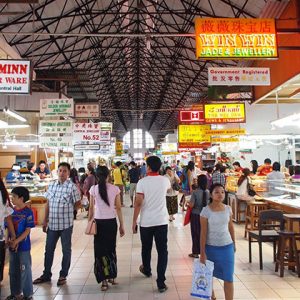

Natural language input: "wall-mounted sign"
[195,18,277,59]
[40,98,74,117]
[74,144,100,151]
[208,67,270,86]
[73,123,101,142]
[204,103,245,124]
[211,137,239,143]
[39,120,73,134]
[0,59,31,94]
[40,135,73,148]
[178,125,211,144]
[75,102,99,118]
[205,128,246,135]
[179,110,204,123]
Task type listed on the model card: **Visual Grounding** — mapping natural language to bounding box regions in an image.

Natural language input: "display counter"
[5,179,51,225]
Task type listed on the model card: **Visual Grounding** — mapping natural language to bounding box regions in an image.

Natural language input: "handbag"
[85,219,97,235]
[172,180,181,191]
[183,206,192,226]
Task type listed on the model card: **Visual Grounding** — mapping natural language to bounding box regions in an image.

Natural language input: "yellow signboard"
[205,128,246,135]
[195,18,278,59]
[204,103,245,124]
[211,137,239,143]
[116,141,123,155]
[178,125,211,143]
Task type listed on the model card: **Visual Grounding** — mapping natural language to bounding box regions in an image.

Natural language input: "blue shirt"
[10,207,35,251]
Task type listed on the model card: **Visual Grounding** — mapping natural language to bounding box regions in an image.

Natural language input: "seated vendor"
[6,164,23,182]
[232,161,243,174]
[34,160,50,179]
[257,158,273,176]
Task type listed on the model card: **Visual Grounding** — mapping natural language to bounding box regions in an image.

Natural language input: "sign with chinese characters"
[208,67,270,86]
[40,98,74,117]
[179,110,204,123]
[204,103,245,123]
[195,18,277,59]
[211,137,239,143]
[0,60,31,94]
[39,120,73,134]
[100,130,111,142]
[40,136,73,148]
[75,102,99,118]
[205,128,246,135]
[73,123,101,142]
[178,125,211,144]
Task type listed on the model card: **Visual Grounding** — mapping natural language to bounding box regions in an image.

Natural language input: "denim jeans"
[43,226,73,279]
[0,241,5,282]
[140,225,168,288]
[9,250,33,297]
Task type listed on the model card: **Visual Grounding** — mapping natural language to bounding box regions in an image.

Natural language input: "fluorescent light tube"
[3,107,27,122]
[0,124,29,129]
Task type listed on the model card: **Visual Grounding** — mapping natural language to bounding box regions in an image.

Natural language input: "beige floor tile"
[243,280,270,289]
[273,289,300,298]
[250,288,281,299]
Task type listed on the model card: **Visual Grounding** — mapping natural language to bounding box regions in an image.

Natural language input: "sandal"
[108,279,118,285]
[33,276,51,284]
[188,253,199,258]
[101,281,109,291]
[57,277,67,286]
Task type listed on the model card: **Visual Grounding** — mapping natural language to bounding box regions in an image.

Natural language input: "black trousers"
[140,224,168,288]
[190,213,201,255]
[0,241,5,282]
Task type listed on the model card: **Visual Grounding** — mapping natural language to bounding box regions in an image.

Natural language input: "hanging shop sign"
[39,120,73,134]
[116,140,123,156]
[40,135,73,148]
[211,137,239,143]
[208,67,271,86]
[195,18,277,59]
[178,143,212,150]
[100,130,111,142]
[178,125,211,144]
[99,122,113,132]
[0,59,31,94]
[74,144,100,151]
[204,103,245,124]
[205,128,246,135]
[40,98,74,117]
[73,123,101,142]
[161,143,178,152]
[74,102,99,118]
[179,110,204,123]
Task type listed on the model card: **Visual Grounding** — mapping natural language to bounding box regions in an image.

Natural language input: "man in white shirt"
[132,156,171,293]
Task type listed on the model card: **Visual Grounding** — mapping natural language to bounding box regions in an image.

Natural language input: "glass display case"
[225,175,268,194]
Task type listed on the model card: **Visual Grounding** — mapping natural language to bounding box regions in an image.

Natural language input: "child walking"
[6,187,35,300]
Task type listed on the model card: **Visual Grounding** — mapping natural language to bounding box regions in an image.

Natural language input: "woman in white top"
[88,166,125,291]
[200,183,236,300]
[164,167,180,221]
[267,162,285,195]
[236,168,254,201]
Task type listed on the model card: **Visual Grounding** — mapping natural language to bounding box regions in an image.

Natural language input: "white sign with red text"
[0,59,31,94]
[75,102,99,118]
[208,67,270,86]
[73,123,101,142]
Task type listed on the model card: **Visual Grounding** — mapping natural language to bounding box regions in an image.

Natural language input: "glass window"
[145,131,154,149]
[134,152,143,159]
[123,132,130,148]
[133,129,143,149]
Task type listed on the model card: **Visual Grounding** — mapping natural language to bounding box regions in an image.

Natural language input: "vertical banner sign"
[195,18,278,59]
[208,67,271,86]
[74,102,100,118]
[116,141,123,156]
[204,103,246,123]
[40,99,74,117]
[0,60,31,94]
[73,123,101,142]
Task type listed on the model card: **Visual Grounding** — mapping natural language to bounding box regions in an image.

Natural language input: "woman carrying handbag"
[88,166,125,291]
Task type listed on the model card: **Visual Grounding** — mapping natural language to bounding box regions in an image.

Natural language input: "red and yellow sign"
[178,125,211,144]
[211,137,239,143]
[204,103,245,124]
[195,18,277,59]
[205,128,246,135]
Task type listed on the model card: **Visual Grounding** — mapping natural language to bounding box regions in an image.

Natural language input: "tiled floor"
[1,195,300,299]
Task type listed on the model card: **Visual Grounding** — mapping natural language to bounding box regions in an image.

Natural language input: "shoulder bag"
[247,178,256,197]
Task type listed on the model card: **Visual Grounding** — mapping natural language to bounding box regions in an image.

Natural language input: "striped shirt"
[45,179,81,231]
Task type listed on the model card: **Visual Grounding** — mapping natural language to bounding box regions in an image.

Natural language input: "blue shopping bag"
[191,259,214,299]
